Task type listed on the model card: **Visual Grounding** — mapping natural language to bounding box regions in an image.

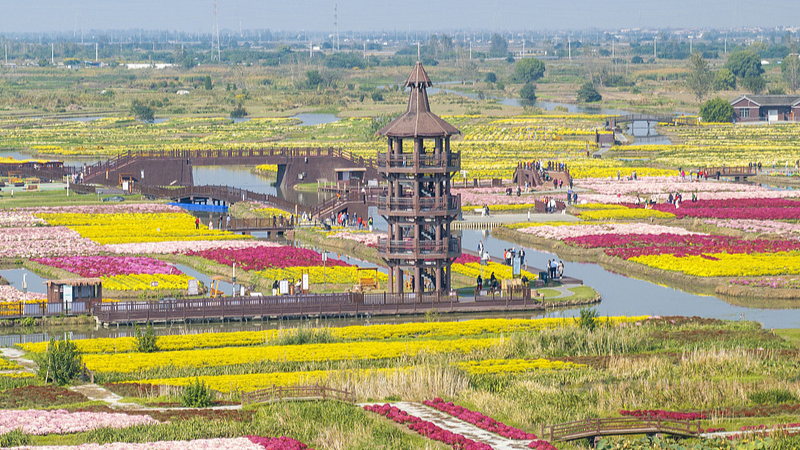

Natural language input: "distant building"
[730,95,800,123]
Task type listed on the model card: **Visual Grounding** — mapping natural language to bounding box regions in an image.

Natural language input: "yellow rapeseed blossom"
[458,358,586,375]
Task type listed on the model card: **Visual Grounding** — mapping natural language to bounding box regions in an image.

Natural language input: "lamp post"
[232,263,237,297]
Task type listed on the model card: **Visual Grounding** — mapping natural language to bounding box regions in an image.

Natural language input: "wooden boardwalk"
[542,417,701,442]
[93,291,542,325]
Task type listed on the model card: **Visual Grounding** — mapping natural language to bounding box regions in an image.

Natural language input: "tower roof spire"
[378,62,460,138]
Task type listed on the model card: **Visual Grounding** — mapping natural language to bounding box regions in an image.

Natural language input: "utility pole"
[334,3,339,51]
[51,43,54,65]
[654,36,657,59]
[95,42,98,62]
[568,36,572,62]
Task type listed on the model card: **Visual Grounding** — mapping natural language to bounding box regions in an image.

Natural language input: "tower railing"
[376,195,460,214]
[376,152,460,170]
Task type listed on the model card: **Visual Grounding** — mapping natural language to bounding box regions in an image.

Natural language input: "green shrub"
[180,378,214,407]
[576,307,599,331]
[36,337,82,385]
[748,388,798,405]
[135,322,159,353]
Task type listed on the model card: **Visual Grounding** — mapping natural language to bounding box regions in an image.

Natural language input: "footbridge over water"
[607,114,698,129]
[138,185,312,215]
[79,148,379,189]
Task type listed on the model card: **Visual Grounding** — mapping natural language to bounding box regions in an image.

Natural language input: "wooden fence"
[241,384,355,406]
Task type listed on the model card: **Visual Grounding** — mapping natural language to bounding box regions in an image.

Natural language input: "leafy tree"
[63,58,80,67]
[305,70,324,89]
[513,57,546,83]
[782,54,800,92]
[713,68,736,91]
[37,59,50,67]
[371,91,384,102]
[489,33,508,58]
[519,83,537,102]
[577,82,602,102]
[36,337,82,385]
[724,50,764,78]
[203,76,213,90]
[631,56,644,64]
[135,323,159,352]
[130,101,155,123]
[686,53,713,101]
[699,97,734,123]
[741,76,766,94]
[180,378,214,407]
[230,103,248,118]
[485,72,497,83]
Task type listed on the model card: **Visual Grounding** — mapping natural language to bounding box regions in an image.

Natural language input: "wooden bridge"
[607,114,698,129]
[137,185,312,215]
[79,147,379,189]
[241,384,355,406]
[700,166,756,180]
[93,290,540,325]
[542,417,701,443]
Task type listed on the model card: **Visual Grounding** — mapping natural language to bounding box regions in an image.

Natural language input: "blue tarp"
[169,202,228,213]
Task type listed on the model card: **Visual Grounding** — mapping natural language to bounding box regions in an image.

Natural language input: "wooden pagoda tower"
[376,62,462,294]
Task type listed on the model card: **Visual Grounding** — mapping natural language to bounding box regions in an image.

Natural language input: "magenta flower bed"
[182,246,349,271]
[563,234,800,259]
[32,256,182,278]
[454,254,481,264]
[620,409,706,421]
[528,440,559,450]
[364,404,492,450]
[246,435,314,450]
[639,198,800,220]
[424,398,537,440]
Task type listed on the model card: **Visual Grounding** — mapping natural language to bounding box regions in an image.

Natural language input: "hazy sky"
[3,1,800,34]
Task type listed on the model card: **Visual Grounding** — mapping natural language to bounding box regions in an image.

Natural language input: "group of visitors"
[547,259,564,280]
[476,272,498,293]
[333,211,373,231]
[502,247,525,266]
[197,214,232,230]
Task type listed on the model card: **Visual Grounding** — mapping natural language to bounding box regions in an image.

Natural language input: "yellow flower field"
[21,317,649,355]
[629,252,800,277]
[82,337,500,374]
[101,274,194,291]
[257,266,388,285]
[451,262,538,281]
[0,357,21,371]
[37,212,248,244]
[458,358,586,375]
[578,208,676,221]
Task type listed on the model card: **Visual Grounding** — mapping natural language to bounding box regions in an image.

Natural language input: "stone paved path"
[0,347,37,373]
[386,401,533,450]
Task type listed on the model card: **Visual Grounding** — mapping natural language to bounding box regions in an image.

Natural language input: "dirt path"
[387,401,532,450]
[69,383,241,411]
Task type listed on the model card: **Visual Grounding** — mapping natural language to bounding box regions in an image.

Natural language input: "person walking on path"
[208,220,213,230]
[226,214,231,230]
[218,215,223,230]
[195,217,200,230]
[368,216,373,232]
[478,240,484,256]
[520,248,526,270]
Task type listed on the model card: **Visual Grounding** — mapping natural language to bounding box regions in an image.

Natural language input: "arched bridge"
[607,114,698,128]
[542,417,701,443]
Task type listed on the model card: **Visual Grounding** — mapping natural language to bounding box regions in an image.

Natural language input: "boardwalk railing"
[542,417,701,442]
[0,300,95,321]
[701,166,754,176]
[241,384,355,406]
[93,290,538,325]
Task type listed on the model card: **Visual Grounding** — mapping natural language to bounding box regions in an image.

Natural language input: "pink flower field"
[23,204,183,215]
[328,231,383,247]
[182,246,349,271]
[644,198,800,220]
[102,240,281,254]
[0,285,45,303]
[517,223,699,240]
[0,227,100,258]
[0,211,44,228]
[574,177,800,204]
[0,409,158,435]
[705,219,800,239]
[32,256,182,278]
